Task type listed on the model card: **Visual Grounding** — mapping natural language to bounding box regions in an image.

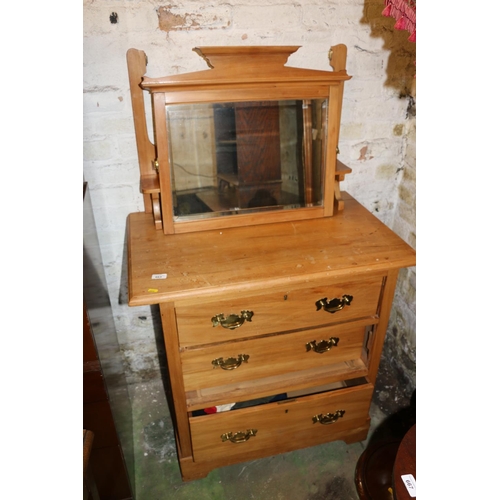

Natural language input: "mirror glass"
[166,99,328,220]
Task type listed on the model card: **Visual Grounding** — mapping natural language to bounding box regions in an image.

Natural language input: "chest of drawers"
[125,44,415,481]
[127,193,415,480]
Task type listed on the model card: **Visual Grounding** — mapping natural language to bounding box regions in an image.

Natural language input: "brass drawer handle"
[312,410,345,425]
[221,429,258,443]
[212,310,254,329]
[212,354,250,370]
[306,337,340,354]
[315,294,353,314]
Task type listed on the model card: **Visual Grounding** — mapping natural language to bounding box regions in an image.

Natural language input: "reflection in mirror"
[166,99,328,220]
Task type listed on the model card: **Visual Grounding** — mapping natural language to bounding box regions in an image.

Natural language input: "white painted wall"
[83,0,416,384]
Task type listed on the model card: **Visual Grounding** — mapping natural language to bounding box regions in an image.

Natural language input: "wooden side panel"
[159,302,193,458]
[126,48,157,213]
[328,44,347,149]
[329,45,349,213]
[324,84,343,215]
[153,93,174,234]
[366,269,400,383]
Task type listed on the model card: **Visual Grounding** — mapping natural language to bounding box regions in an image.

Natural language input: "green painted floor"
[116,374,415,500]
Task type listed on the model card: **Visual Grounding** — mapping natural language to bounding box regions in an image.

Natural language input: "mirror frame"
[128,45,351,234]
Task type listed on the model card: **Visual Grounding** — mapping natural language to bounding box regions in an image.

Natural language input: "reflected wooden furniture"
[125,46,415,481]
[213,101,282,209]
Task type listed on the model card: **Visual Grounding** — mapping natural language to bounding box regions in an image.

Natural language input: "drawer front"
[190,383,373,463]
[176,276,383,347]
[181,322,368,393]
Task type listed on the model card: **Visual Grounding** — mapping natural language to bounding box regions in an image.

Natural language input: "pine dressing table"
[125,45,416,481]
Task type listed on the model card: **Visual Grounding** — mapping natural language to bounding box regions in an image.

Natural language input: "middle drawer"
[180,321,370,393]
[175,275,383,348]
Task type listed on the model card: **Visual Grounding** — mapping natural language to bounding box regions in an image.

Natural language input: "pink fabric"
[382,0,416,43]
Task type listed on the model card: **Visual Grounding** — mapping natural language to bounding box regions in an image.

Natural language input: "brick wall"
[83,0,416,385]
[385,93,416,395]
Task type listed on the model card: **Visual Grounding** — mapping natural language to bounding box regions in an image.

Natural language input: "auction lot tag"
[401,474,416,497]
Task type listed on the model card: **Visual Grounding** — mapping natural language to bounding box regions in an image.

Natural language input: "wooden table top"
[127,192,416,306]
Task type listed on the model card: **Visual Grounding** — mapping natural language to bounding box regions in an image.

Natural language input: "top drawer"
[175,275,383,347]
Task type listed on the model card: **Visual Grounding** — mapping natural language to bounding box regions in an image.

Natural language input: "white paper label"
[401,474,416,497]
[215,403,236,412]
[151,273,167,280]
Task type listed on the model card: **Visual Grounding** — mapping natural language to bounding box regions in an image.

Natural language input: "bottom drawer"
[189,383,373,463]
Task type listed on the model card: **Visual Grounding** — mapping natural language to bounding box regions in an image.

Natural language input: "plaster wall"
[385,104,416,395]
[83,0,416,385]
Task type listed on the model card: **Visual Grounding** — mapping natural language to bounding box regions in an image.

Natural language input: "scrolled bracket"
[312,410,345,425]
[221,429,258,443]
[212,354,250,370]
[305,337,340,354]
[211,310,254,329]
[315,295,353,314]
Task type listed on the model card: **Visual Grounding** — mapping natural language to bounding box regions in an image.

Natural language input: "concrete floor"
[116,350,415,500]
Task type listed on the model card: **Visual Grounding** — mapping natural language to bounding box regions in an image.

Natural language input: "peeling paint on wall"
[157,5,230,32]
[358,145,373,161]
[158,6,196,31]
[157,6,200,31]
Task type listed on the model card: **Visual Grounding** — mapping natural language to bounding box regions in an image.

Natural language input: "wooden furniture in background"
[393,424,416,499]
[83,305,132,499]
[83,429,100,500]
[354,438,401,499]
[125,46,416,481]
[84,183,133,499]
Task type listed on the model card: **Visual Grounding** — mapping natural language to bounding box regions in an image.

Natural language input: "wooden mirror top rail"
[140,46,351,96]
